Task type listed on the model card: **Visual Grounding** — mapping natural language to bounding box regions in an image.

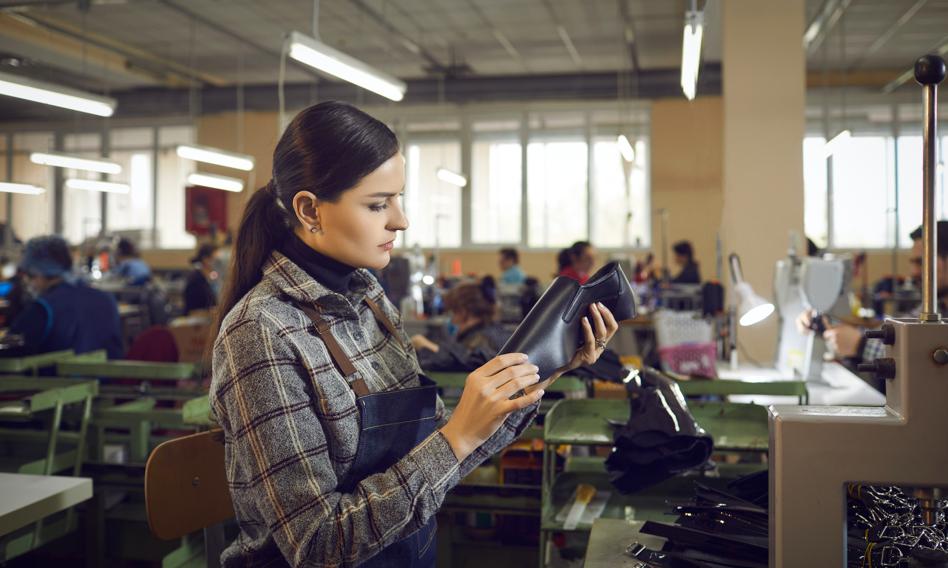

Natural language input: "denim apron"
[298,298,439,568]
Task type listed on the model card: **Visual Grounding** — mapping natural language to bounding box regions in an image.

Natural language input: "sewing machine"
[774,250,853,383]
[769,55,948,566]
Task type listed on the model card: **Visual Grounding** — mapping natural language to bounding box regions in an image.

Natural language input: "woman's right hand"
[439,353,543,462]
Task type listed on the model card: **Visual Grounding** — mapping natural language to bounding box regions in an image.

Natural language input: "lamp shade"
[734,282,775,327]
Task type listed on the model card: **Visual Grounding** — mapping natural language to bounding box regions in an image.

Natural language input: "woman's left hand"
[525,302,620,394]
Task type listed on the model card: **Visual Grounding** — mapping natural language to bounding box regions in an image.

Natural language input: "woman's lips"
[380,240,394,251]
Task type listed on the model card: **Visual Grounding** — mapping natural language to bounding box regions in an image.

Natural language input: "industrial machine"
[769,55,948,566]
[773,247,852,383]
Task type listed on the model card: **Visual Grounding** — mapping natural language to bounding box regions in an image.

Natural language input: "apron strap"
[365,297,402,341]
[298,303,370,397]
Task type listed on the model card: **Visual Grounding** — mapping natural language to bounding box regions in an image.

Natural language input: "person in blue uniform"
[113,238,151,286]
[8,235,124,359]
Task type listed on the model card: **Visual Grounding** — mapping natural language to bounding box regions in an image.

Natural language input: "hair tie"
[265,179,277,196]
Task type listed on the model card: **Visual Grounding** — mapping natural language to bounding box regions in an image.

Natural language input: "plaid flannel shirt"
[210,252,539,567]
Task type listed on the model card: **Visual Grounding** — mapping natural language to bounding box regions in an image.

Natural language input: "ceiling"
[0,0,944,122]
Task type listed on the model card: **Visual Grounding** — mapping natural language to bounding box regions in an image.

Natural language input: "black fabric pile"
[605,367,714,494]
[627,471,769,568]
[624,472,948,568]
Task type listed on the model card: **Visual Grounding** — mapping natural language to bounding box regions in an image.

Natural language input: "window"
[471,139,521,244]
[527,140,588,248]
[591,137,650,248]
[831,136,891,249]
[802,137,828,248]
[107,128,154,241]
[61,133,105,245]
[404,141,462,248]
[804,132,948,249]
[10,133,54,241]
[156,125,196,249]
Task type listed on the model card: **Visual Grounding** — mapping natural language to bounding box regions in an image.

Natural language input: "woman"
[183,243,218,315]
[209,101,618,568]
[411,277,510,369]
[670,240,701,284]
[557,240,596,284]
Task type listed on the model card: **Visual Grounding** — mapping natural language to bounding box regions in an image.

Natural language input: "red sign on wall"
[185,186,228,237]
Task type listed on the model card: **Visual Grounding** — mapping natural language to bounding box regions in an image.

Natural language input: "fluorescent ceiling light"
[176,144,255,171]
[617,135,636,162]
[65,178,129,194]
[436,168,467,188]
[287,31,406,102]
[0,182,45,195]
[680,10,704,101]
[30,151,122,174]
[823,129,851,158]
[187,172,244,193]
[0,70,116,117]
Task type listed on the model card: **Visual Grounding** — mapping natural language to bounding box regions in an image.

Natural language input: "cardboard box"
[169,315,213,363]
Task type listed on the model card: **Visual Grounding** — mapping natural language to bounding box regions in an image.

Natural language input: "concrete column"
[721,0,806,362]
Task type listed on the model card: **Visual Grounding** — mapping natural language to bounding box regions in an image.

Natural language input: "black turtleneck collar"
[279,234,356,294]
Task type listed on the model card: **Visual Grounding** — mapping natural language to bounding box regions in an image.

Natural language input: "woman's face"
[574,246,596,274]
[309,154,409,270]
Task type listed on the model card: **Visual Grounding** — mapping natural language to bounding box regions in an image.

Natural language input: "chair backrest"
[144,428,234,540]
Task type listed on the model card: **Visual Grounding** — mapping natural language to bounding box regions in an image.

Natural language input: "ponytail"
[212,183,289,337]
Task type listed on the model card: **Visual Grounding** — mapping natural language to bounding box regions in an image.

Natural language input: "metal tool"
[769,54,948,566]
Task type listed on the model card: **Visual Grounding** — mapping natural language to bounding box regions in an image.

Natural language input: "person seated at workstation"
[798,221,948,368]
[113,238,151,286]
[183,243,220,315]
[557,240,596,284]
[670,240,701,284]
[7,235,123,359]
[498,247,526,285]
[411,277,510,370]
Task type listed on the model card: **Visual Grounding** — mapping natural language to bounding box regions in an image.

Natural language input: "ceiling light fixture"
[617,135,636,162]
[823,129,851,158]
[65,178,129,194]
[436,168,467,188]
[0,70,116,117]
[287,31,406,102]
[680,5,704,101]
[0,182,45,195]
[176,144,255,171]
[187,172,244,193]
[30,151,122,174]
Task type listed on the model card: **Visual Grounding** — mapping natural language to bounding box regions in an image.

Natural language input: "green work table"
[0,350,107,376]
[583,518,666,568]
[543,398,769,451]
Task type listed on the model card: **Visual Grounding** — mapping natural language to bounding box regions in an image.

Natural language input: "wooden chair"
[144,429,234,568]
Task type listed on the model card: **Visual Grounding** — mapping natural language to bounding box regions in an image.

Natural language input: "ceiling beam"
[349,0,447,74]
[803,0,853,56]
[0,12,165,87]
[807,68,907,89]
[882,36,948,93]
[9,10,229,86]
[0,65,724,122]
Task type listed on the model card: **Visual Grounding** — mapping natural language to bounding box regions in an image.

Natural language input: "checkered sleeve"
[212,317,461,568]
[860,336,887,363]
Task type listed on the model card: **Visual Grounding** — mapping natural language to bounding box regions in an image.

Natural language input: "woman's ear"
[292,191,321,233]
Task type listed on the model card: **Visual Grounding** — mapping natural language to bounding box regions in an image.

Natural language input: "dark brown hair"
[213,101,399,337]
[444,277,497,323]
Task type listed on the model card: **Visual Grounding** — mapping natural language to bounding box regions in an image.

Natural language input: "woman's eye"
[369,203,388,212]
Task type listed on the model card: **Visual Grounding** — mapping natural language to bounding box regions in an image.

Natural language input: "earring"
[309,226,318,233]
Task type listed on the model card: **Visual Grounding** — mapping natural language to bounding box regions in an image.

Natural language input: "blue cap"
[20,235,71,277]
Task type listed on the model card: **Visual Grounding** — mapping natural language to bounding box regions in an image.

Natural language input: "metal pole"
[916,55,945,322]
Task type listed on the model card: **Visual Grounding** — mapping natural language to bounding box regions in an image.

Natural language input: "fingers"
[581,315,595,346]
[589,303,608,340]
[502,387,544,413]
[495,370,541,399]
[476,352,529,377]
[489,362,540,390]
[599,303,619,334]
